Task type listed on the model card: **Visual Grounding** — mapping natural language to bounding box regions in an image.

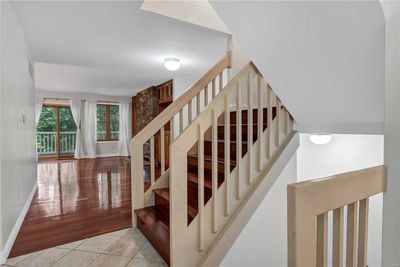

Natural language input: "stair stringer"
[198,132,299,266]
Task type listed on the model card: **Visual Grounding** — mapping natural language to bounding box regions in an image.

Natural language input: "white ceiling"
[141,0,230,34]
[12,1,229,96]
[211,1,385,134]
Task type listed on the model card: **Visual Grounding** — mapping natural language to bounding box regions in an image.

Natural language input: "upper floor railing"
[287,166,387,267]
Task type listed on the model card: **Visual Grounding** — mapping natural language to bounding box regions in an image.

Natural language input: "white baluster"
[198,124,205,251]
[247,70,253,185]
[224,95,230,216]
[266,85,272,158]
[212,108,218,233]
[179,109,183,134]
[276,97,281,146]
[188,100,192,124]
[161,127,165,174]
[236,83,242,200]
[196,93,200,118]
[257,74,263,171]
[150,136,155,186]
[212,79,216,99]
[204,86,209,107]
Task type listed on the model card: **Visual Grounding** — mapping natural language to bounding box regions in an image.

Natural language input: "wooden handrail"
[287,166,387,267]
[132,52,231,145]
[131,50,296,266]
[169,60,295,266]
[131,52,231,227]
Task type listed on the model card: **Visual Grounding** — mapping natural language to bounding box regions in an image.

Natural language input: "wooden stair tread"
[134,206,170,264]
[187,172,223,189]
[187,153,236,166]
[218,122,268,127]
[135,206,170,230]
[154,188,198,220]
[204,138,248,144]
[153,188,170,201]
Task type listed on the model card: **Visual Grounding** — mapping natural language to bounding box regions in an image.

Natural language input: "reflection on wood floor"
[10,157,135,258]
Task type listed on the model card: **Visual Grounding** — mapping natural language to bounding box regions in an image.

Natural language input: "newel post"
[169,142,188,267]
[131,140,144,227]
[287,185,317,267]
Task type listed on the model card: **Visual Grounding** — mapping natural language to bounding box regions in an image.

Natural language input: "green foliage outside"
[37,107,77,132]
[37,107,77,154]
[97,104,119,140]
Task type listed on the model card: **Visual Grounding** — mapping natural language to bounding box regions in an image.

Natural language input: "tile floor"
[3,228,167,267]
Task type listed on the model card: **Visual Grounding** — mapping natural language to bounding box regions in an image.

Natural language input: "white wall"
[227,37,249,79]
[212,1,385,135]
[221,154,297,267]
[36,89,130,157]
[380,1,400,266]
[0,1,37,262]
[297,134,384,267]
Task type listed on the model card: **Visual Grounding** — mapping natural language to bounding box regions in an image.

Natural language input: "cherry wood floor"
[10,157,139,258]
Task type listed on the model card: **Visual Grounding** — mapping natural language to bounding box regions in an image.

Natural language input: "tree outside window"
[97,104,119,141]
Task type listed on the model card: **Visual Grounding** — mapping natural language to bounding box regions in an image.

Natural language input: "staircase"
[131,52,299,266]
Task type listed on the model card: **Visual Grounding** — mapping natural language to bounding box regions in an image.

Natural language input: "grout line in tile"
[48,249,73,267]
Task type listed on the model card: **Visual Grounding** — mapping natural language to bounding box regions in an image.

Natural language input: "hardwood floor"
[10,157,138,258]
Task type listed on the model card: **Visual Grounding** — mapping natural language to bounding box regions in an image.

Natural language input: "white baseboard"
[0,181,38,264]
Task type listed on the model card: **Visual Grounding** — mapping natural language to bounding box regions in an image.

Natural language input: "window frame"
[97,104,119,142]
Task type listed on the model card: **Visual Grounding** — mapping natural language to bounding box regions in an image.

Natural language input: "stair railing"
[287,166,387,267]
[131,52,231,225]
[169,61,295,266]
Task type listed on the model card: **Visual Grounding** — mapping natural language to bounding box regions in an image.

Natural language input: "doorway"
[36,105,77,159]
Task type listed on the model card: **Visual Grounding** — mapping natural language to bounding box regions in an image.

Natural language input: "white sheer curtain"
[118,102,131,156]
[69,100,84,159]
[35,96,43,126]
[82,101,97,158]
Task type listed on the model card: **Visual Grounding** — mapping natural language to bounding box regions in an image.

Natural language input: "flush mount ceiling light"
[164,58,181,71]
[309,134,332,145]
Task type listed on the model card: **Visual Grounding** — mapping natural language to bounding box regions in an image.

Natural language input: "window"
[97,104,119,141]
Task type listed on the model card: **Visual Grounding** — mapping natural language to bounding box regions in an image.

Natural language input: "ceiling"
[12,1,229,96]
[141,0,230,34]
[211,1,385,134]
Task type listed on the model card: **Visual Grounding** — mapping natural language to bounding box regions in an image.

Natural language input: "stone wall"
[134,86,159,162]
[135,86,159,132]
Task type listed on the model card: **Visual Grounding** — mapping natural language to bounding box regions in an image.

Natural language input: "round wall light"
[309,134,332,145]
[164,58,181,71]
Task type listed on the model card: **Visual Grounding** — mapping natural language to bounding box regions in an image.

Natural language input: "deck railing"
[36,131,76,155]
[97,131,120,141]
[287,166,387,267]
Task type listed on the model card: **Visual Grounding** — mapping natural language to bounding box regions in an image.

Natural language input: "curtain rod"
[43,97,85,101]
[43,97,119,104]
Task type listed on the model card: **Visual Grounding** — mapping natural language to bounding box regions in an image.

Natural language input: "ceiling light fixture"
[164,58,181,71]
[309,134,332,145]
